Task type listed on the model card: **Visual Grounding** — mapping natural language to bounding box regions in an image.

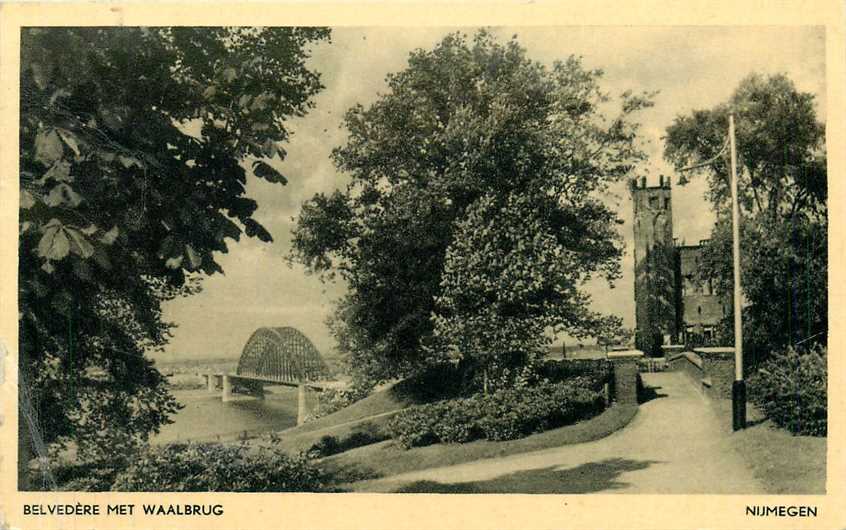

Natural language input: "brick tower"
[631,175,678,356]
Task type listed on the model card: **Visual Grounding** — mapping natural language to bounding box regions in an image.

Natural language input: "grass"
[320,404,638,487]
[261,411,397,455]
[280,364,469,438]
[278,383,407,437]
[711,400,826,494]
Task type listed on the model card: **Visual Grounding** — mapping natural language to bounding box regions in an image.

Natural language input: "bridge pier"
[222,375,233,402]
[297,383,307,425]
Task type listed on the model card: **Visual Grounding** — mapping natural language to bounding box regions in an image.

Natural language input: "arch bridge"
[237,326,328,384]
[200,327,335,425]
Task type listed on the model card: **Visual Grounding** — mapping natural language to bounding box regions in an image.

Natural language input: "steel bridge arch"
[236,327,327,383]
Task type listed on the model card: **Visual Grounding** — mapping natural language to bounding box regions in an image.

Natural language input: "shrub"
[306,423,388,458]
[749,346,827,436]
[387,380,604,448]
[112,442,325,491]
[308,435,341,458]
[539,360,612,391]
[50,460,123,492]
[385,407,441,448]
[305,383,373,423]
[431,400,478,443]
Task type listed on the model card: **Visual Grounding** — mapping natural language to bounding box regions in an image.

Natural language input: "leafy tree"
[19,27,329,488]
[664,73,827,362]
[292,31,652,384]
[432,192,625,387]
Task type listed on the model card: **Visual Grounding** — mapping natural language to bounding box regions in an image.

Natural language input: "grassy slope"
[320,404,638,487]
[279,382,407,437]
[264,374,454,454]
[711,400,826,494]
[278,364,470,440]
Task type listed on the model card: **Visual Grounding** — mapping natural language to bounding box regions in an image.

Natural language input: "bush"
[306,422,389,458]
[112,442,325,491]
[305,383,373,423]
[749,346,827,436]
[49,460,123,492]
[308,435,341,458]
[432,400,478,443]
[386,380,604,449]
[385,407,442,449]
[539,360,612,391]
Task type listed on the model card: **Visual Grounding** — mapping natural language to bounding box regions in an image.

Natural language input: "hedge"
[111,442,325,491]
[386,380,604,448]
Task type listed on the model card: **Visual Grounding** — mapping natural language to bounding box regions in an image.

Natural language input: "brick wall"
[667,348,735,400]
[696,347,735,399]
[607,350,643,405]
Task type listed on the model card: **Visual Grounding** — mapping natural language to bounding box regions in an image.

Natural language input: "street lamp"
[678,113,745,431]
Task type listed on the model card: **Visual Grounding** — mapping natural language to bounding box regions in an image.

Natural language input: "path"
[349,372,764,493]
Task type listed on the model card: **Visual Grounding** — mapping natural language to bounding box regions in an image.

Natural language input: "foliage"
[665,73,825,221]
[748,346,827,436]
[702,215,827,364]
[433,191,627,380]
[634,240,678,356]
[664,73,826,359]
[18,26,329,469]
[595,324,633,350]
[111,442,325,492]
[538,359,612,390]
[304,382,373,423]
[306,422,387,458]
[292,30,652,385]
[386,379,604,448]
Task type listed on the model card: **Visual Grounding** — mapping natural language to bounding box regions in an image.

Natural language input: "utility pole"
[728,113,746,431]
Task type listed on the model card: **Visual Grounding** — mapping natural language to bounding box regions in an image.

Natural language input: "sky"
[155,26,826,362]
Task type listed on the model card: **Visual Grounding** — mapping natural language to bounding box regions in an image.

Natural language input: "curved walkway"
[349,372,764,493]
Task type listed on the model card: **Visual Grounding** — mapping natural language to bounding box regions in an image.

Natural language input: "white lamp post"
[678,113,745,430]
[728,114,746,431]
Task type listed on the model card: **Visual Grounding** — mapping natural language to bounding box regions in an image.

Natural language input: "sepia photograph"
[14,23,829,495]
[3,5,842,527]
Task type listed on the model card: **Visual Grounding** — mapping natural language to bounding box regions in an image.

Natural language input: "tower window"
[664,197,670,209]
[697,306,702,315]
[648,196,658,208]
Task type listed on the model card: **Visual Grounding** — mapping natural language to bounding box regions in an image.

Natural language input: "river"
[152,386,302,444]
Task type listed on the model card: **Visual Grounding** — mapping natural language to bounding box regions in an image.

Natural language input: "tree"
[664,73,826,362]
[432,192,625,388]
[292,31,652,384]
[19,27,329,487]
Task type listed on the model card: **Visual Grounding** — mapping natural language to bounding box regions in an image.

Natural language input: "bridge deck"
[225,373,341,390]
